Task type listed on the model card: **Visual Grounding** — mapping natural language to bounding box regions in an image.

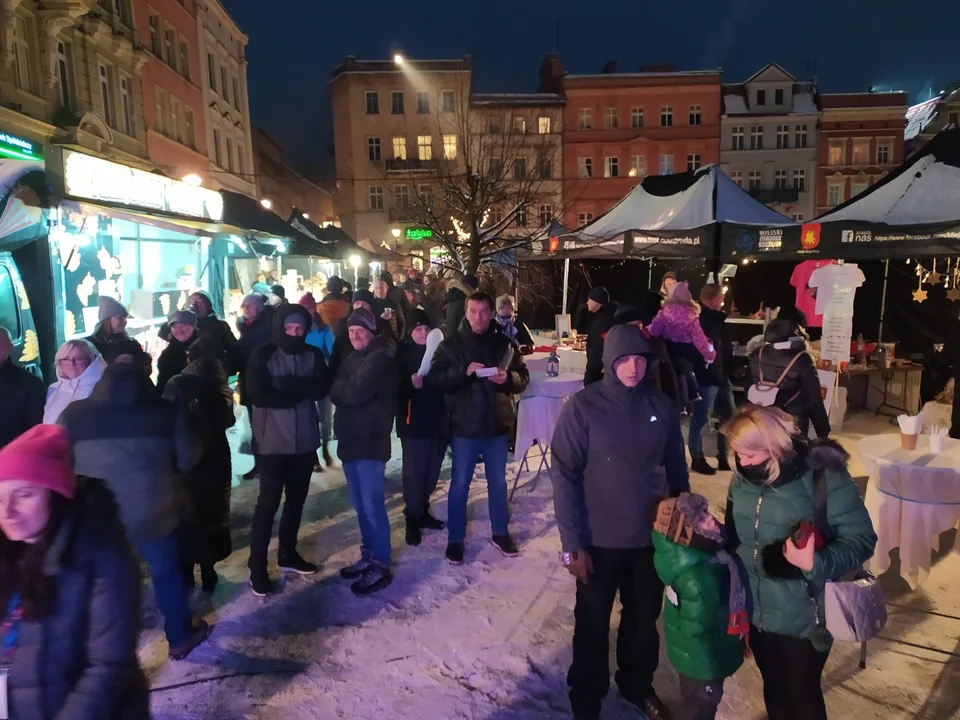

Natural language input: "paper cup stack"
[928,425,949,454]
[898,413,924,450]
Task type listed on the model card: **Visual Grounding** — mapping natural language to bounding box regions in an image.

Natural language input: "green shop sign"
[0,132,41,161]
[405,228,433,241]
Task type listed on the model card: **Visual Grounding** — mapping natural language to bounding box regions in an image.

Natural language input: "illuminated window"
[605,156,619,178]
[630,155,645,177]
[658,154,673,174]
[417,135,432,161]
[443,134,457,160]
[538,116,551,134]
[392,137,406,160]
[828,141,844,166]
[852,140,870,165]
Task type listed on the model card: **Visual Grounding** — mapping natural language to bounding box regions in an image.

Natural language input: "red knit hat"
[0,425,76,499]
[297,293,317,312]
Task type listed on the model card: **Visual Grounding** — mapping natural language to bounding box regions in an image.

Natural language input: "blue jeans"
[448,436,509,543]
[316,398,332,445]
[688,382,735,460]
[343,460,391,565]
[136,532,193,648]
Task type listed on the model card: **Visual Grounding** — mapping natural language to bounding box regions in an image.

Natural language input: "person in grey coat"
[246,304,330,596]
[550,324,689,720]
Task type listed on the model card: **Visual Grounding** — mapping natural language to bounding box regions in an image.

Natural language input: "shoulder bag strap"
[812,467,831,542]
[756,345,766,384]
[774,351,805,387]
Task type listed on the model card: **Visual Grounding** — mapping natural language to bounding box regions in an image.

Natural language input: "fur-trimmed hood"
[808,438,850,471]
[446,277,475,298]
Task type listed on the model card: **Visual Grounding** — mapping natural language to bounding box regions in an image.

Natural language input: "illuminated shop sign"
[0,132,41,161]
[405,227,433,241]
[62,150,224,221]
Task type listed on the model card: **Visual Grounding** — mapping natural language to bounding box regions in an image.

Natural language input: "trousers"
[343,459,392,565]
[750,625,829,720]
[688,382,734,460]
[448,435,509,543]
[678,675,724,720]
[401,437,446,519]
[248,453,315,574]
[136,531,192,648]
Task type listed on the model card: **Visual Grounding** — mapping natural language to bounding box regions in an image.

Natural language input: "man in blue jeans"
[331,308,398,594]
[689,284,735,475]
[429,292,530,564]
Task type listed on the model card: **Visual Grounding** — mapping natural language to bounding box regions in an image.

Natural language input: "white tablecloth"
[556,347,587,376]
[515,372,583,459]
[524,352,551,372]
[860,434,960,588]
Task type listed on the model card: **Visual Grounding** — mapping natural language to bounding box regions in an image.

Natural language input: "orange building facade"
[133,0,209,182]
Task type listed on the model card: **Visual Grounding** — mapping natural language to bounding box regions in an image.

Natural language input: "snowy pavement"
[141,413,960,719]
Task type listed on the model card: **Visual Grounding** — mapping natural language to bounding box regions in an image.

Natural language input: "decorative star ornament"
[926,271,943,286]
[948,288,960,302]
[913,288,928,303]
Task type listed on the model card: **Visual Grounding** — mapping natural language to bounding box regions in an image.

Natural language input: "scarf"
[495,315,518,342]
[710,550,749,643]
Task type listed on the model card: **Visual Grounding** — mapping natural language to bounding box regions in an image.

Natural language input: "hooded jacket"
[444,277,475,333]
[8,477,149,720]
[697,306,733,386]
[725,440,877,643]
[236,310,273,406]
[317,292,351,329]
[748,318,830,438]
[0,358,45,449]
[156,328,199,394]
[57,364,201,544]
[246,305,330,455]
[158,292,238,374]
[43,356,107,425]
[551,325,690,552]
[584,301,618,385]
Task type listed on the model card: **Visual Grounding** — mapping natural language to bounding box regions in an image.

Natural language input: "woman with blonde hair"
[721,404,876,720]
[43,339,106,424]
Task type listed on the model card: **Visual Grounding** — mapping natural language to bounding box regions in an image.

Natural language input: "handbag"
[747,346,802,407]
[810,468,887,644]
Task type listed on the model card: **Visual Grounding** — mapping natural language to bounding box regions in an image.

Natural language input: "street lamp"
[391,227,401,239]
[303,213,310,219]
[349,254,361,286]
[182,173,202,186]
[394,54,404,66]
[260,198,273,210]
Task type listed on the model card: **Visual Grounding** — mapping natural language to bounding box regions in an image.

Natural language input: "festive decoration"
[927,259,942,285]
[913,288,929,303]
[948,289,960,302]
[18,329,38,363]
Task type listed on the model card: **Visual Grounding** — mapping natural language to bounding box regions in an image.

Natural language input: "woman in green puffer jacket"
[722,405,877,720]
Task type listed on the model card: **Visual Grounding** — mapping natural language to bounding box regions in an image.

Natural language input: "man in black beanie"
[584,286,618,386]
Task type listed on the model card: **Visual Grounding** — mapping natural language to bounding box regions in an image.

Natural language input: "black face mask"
[276,331,307,354]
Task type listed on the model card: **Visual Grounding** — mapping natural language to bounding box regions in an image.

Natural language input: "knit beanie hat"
[98,296,129,322]
[352,288,375,307]
[496,294,515,311]
[347,308,377,334]
[298,293,317,312]
[408,308,432,330]
[252,282,270,296]
[326,276,344,295]
[587,286,610,304]
[0,425,76,499]
[168,309,197,327]
[271,284,286,300]
[241,293,265,311]
[669,281,693,304]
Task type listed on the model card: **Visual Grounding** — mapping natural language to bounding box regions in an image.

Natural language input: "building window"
[578,108,592,130]
[538,155,552,179]
[732,126,745,150]
[828,141,844,166]
[538,116,551,134]
[876,141,891,164]
[171,99,183,142]
[179,39,190,80]
[748,170,762,190]
[489,207,503,225]
[365,91,379,115]
[392,137,406,160]
[756,89,766,106]
[232,78,241,110]
[793,169,806,191]
[119,75,133,135]
[184,108,196,148]
[487,118,501,134]
[367,137,381,162]
[658,154,674,174]
[237,143,244,175]
[56,42,73,108]
[729,171,743,187]
[441,90,455,113]
[220,66,228,100]
[369,186,384,210]
[418,184,432,206]
[792,213,804,222]
[149,14,162,56]
[394,185,409,208]
[795,124,808,148]
[391,91,404,115]
[417,91,430,114]
[155,88,167,134]
[164,27,177,71]
[99,64,115,127]
[852,140,870,165]
[851,181,869,197]
[539,204,552,227]
[443,134,457,160]
[225,136,233,172]
[488,158,502,178]
[578,212,593,225]
[513,116,527,134]
[629,155,645,177]
[750,125,763,150]
[212,126,222,166]
[687,154,701,172]
[631,107,644,129]
[776,125,789,149]
[775,88,784,105]
[605,107,618,129]
[660,106,674,127]
[13,17,32,92]
[514,158,526,179]
[689,104,702,126]
[578,157,593,178]
[827,183,842,207]
[417,135,432,161]
[949,111,960,126]
[516,206,527,227]
[774,169,787,189]
[206,53,216,91]
[605,156,619,178]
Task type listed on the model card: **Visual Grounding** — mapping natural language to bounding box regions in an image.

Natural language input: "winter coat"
[155,330,199,394]
[444,278,473,333]
[551,326,689,552]
[329,313,396,380]
[8,477,149,720]
[246,305,330,456]
[584,302,618,386]
[162,358,235,566]
[428,320,530,438]
[236,312,273,406]
[726,440,877,643]
[58,364,202,544]
[305,323,335,359]
[495,316,534,348]
[652,531,745,682]
[159,314,238,375]
[317,293,351,330]
[87,329,142,365]
[43,357,107,425]
[648,303,716,363]
[331,336,398,463]
[396,338,448,439]
[697,306,732,387]
[374,294,406,342]
[748,318,830,438]
[0,358,47,449]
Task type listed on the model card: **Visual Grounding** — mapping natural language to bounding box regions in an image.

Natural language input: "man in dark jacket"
[331,308,397,595]
[373,275,406,341]
[159,291,237,375]
[551,324,689,720]
[429,292,530,564]
[583,286,618,386]
[0,326,44,449]
[329,288,395,379]
[613,305,679,411]
[397,309,448,546]
[58,363,208,660]
[246,304,330,596]
[444,273,478,333]
[689,284,736,475]
[236,292,274,480]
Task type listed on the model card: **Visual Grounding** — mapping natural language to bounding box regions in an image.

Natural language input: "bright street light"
[260,198,273,210]
[349,254,362,286]
[391,227,401,238]
[182,173,202,186]
[303,213,309,219]
[394,54,404,65]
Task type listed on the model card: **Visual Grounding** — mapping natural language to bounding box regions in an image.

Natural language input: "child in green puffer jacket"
[652,493,747,720]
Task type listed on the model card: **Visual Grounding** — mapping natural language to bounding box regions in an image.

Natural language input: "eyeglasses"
[57,357,89,366]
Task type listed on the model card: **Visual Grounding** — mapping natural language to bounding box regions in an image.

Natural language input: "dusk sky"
[225,0,960,176]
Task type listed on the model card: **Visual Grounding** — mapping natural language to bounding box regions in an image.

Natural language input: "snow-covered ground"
[141,413,960,719]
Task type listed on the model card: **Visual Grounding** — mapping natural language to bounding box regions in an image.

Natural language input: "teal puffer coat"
[726,440,877,643]
[652,531,745,681]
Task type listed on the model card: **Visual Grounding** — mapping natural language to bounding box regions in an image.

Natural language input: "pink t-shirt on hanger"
[789,259,836,328]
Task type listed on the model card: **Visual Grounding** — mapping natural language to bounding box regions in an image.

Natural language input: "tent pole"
[878,259,890,342]
[648,258,653,290]
[561,257,571,316]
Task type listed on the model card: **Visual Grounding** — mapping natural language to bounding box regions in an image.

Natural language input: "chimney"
[538,53,565,94]
[602,60,617,74]
[639,64,675,73]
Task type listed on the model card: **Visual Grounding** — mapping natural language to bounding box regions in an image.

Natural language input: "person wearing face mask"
[156,309,199,394]
[721,405,875,720]
[550,323,689,720]
[494,294,533,352]
[87,297,143,364]
[245,305,330,596]
[0,425,149,718]
[43,339,107,425]
[0,327,45,449]
[236,293,274,480]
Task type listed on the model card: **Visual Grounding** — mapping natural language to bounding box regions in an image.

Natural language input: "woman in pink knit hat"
[0,425,147,719]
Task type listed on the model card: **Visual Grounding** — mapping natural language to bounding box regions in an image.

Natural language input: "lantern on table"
[547,349,560,377]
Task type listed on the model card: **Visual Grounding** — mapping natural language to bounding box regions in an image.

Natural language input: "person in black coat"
[163,337,236,594]
[87,297,144,365]
[156,309,199,394]
[159,291,238,376]
[396,310,448,547]
[329,288,396,380]
[0,425,149,719]
[0,326,44,449]
[236,293,274,479]
[583,286,619,386]
[444,273,478,333]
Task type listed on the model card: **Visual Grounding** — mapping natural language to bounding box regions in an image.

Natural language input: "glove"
[563,549,594,584]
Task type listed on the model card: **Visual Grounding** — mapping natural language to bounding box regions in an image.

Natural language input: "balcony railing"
[749,187,800,203]
[388,207,422,221]
[385,158,440,172]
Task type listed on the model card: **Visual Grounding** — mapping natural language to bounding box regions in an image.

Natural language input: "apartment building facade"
[905,88,960,156]
[817,92,908,215]
[253,126,336,224]
[196,0,255,196]
[720,64,820,222]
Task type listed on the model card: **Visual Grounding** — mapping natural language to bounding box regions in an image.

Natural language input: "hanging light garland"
[913,261,928,303]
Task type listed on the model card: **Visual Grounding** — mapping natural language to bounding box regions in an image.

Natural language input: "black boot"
[200,564,219,594]
[405,517,422,546]
[242,465,259,480]
[716,454,731,472]
[420,513,446,531]
[691,456,717,476]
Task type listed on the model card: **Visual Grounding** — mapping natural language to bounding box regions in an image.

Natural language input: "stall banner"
[542,226,710,259]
